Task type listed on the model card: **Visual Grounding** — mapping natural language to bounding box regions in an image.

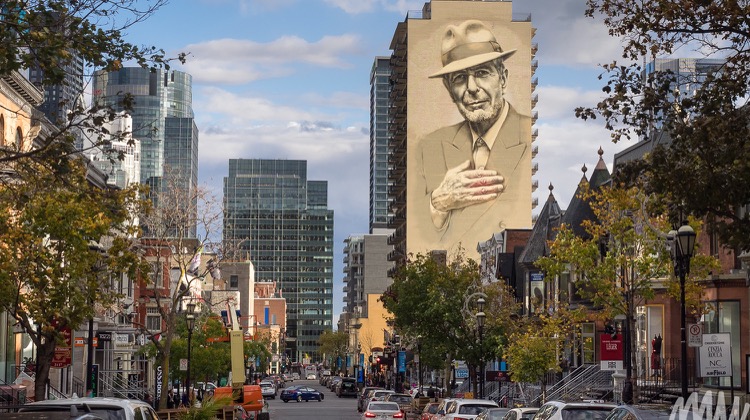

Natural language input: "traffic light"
[369,355,373,363]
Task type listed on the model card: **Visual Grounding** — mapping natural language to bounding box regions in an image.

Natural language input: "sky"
[122,0,634,324]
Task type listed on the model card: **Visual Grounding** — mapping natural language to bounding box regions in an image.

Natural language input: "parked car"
[259,381,277,399]
[421,401,441,420]
[291,372,301,380]
[533,401,616,420]
[336,377,359,397]
[7,413,104,420]
[362,401,405,419]
[476,408,510,420]
[384,393,413,413]
[604,405,692,420]
[279,385,324,402]
[18,397,158,420]
[441,398,499,420]
[328,376,343,391]
[358,387,384,412]
[503,407,539,420]
[369,389,396,403]
[306,373,317,380]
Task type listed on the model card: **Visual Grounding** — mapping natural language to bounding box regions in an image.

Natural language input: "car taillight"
[364,412,377,418]
[453,417,471,420]
[393,412,404,418]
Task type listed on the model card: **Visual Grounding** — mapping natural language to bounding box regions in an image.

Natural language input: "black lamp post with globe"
[668,222,697,401]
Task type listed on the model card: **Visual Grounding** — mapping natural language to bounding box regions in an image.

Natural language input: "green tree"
[0,0,185,165]
[505,314,577,403]
[0,157,143,400]
[381,252,518,395]
[318,330,349,373]
[578,0,750,251]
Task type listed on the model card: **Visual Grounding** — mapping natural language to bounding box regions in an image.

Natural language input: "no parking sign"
[688,323,702,347]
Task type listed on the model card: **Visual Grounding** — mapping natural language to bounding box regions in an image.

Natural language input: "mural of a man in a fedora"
[414,19,532,249]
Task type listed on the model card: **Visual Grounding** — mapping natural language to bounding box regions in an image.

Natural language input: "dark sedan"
[280,385,324,403]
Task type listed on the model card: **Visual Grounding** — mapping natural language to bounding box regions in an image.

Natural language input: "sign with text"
[398,351,406,373]
[688,324,702,348]
[700,333,732,377]
[52,326,72,368]
[485,370,511,382]
[600,334,623,371]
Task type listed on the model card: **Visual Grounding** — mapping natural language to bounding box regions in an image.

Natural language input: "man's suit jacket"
[412,103,532,252]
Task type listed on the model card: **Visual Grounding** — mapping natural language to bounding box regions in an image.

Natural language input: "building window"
[146,315,161,331]
[151,262,163,287]
[581,322,595,365]
[230,275,239,289]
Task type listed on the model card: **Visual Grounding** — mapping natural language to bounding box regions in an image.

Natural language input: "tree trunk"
[34,338,56,401]
[157,346,171,410]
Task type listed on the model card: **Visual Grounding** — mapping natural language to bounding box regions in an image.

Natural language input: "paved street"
[265,379,361,420]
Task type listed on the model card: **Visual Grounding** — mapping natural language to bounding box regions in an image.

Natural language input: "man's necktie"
[473,137,490,170]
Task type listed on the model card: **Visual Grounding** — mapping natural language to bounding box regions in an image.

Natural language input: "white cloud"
[535,85,606,120]
[181,34,362,84]
[324,0,424,14]
[195,87,319,124]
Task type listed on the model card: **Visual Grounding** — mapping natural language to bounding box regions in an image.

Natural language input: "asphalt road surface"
[265,379,362,420]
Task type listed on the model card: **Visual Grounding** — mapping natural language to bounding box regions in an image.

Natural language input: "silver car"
[363,401,404,419]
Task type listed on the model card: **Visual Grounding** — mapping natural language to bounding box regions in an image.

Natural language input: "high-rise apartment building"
[370,57,393,234]
[27,53,84,127]
[223,159,334,363]
[340,234,392,320]
[93,68,198,237]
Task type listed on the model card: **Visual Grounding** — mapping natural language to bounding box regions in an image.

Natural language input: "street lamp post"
[185,302,196,407]
[476,297,486,400]
[669,223,697,401]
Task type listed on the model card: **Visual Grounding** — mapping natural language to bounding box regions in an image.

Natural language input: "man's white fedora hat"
[429,20,516,78]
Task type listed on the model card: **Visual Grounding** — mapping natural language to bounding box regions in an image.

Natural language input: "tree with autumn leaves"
[579,0,750,252]
[0,157,145,400]
[534,185,719,402]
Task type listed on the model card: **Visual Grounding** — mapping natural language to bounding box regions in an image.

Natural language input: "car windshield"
[561,408,614,420]
[458,404,498,415]
[390,396,411,403]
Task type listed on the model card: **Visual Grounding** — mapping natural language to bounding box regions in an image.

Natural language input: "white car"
[306,373,317,380]
[532,401,616,420]
[19,397,159,420]
[260,381,277,399]
[441,398,499,420]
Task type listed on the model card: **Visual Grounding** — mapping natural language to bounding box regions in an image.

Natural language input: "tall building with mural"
[387,0,537,266]
[223,159,334,363]
[93,68,198,237]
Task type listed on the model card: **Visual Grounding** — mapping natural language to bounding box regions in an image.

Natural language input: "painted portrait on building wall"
[406,1,534,258]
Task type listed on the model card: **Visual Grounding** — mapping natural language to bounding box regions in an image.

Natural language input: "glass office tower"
[93,68,198,237]
[224,159,334,363]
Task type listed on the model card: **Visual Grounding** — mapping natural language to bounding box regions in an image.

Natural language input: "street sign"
[600,360,623,371]
[688,323,702,347]
[180,358,188,371]
[700,333,732,377]
[455,368,469,379]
